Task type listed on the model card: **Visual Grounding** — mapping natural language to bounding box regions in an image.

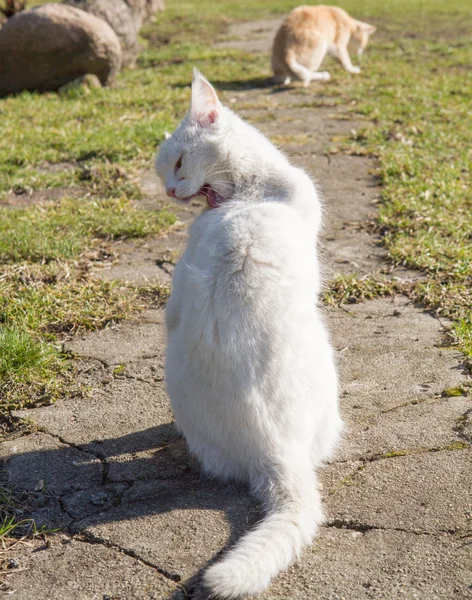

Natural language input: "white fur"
[155,70,342,598]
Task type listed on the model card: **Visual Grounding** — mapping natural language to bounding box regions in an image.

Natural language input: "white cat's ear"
[190,68,221,128]
[164,131,171,140]
[359,22,376,34]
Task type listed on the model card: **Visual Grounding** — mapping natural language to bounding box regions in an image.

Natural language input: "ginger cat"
[272,5,376,86]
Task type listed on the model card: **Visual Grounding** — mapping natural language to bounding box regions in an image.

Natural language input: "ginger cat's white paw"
[320,71,331,81]
[350,66,361,74]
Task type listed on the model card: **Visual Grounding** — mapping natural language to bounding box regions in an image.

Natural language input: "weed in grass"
[0,327,59,380]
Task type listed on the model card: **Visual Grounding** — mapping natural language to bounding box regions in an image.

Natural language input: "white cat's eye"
[175,155,183,172]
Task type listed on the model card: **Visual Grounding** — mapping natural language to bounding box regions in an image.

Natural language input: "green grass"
[0,262,170,418]
[0,196,174,262]
[0,326,65,408]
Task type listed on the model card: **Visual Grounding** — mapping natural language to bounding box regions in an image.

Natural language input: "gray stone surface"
[216,18,282,53]
[65,0,165,67]
[331,296,468,416]
[73,477,260,580]
[258,528,472,600]
[3,18,472,600]
[2,535,177,599]
[0,4,122,96]
[338,394,471,461]
[66,308,167,365]
[14,378,173,449]
[0,432,102,496]
[327,449,472,532]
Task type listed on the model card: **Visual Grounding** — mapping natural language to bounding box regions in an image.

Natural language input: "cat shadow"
[1,422,262,599]
[173,76,292,93]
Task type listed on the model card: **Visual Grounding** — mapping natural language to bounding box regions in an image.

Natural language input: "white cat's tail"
[203,461,322,598]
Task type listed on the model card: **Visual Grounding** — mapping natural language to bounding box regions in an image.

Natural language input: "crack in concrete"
[117,371,164,386]
[377,394,442,414]
[58,495,75,523]
[75,530,182,583]
[324,518,462,537]
[330,439,470,470]
[366,441,470,463]
[329,442,470,494]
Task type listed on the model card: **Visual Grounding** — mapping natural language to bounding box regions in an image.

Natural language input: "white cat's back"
[166,200,336,479]
[171,199,317,362]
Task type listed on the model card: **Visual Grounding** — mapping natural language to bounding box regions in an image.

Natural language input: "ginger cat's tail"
[203,460,322,598]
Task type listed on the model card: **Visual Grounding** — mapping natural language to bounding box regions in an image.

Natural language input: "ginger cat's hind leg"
[286,45,329,88]
[307,42,331,85]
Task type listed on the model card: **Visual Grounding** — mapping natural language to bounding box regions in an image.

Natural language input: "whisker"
[205,169,233,177]
[208,181,235,190]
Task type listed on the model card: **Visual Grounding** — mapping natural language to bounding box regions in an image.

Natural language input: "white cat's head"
[155,69,233,208]
[352,22,376,57]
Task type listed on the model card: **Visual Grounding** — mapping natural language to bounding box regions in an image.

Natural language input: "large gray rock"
[65,0,165,66]
[0,4,122,96]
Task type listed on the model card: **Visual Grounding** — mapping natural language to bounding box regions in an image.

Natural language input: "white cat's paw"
[283,76,292,85]
[320,71,331,81]
[350,66,361,74]
[302,79,311,88]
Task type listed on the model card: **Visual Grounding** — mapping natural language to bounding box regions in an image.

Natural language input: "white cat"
[155,70,342,599]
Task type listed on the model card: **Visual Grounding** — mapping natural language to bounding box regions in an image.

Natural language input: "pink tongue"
[204,185,221,208]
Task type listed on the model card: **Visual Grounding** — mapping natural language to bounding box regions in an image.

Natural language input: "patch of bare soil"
[1,186,82,209]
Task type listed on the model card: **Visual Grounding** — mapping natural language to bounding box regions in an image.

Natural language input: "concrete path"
[1,20,471,600]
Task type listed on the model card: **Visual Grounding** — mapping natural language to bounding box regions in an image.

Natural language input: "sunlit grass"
[0,325,66,410]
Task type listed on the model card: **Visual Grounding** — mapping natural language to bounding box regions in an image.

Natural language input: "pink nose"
[167,187,176,198]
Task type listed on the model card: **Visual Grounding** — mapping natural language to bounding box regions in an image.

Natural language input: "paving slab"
[2,535,178,600]
[330,296,469,416]
[72,477,260,581]
[65,308,167,365]
[257,528,472,600]
[337,395,471,461]
[0,432,102,496]
[14,379,174,452]
[326,449,472,533]
[216,18,282,53]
